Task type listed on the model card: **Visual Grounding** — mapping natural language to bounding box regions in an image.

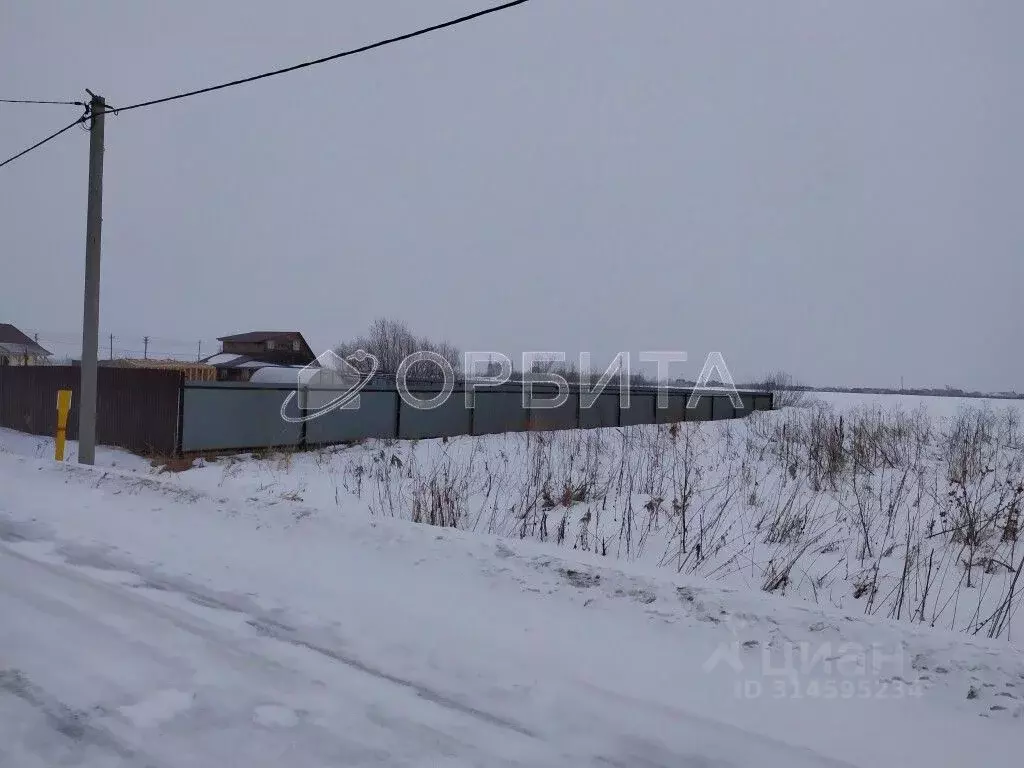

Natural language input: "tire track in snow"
[0,668,156,766]
[2,536,538,743]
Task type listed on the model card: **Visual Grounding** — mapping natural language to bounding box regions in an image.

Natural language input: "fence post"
[298,385,308,449]
[394,388,402,439]
[175,372,185,456]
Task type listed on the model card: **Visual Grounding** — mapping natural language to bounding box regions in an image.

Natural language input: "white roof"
[248,366,361,387]
[247,365,311,383]
[204,353,245,366]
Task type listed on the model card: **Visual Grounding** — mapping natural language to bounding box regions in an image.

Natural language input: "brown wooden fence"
[0,366,183,456]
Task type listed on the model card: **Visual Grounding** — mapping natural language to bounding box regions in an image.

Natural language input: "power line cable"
[96,0,529,117]
[0,98,87,106]
[0,111,88,169]
[0,2,528,170]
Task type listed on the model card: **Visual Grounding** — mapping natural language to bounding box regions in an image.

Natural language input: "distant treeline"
[788,385,1022,401]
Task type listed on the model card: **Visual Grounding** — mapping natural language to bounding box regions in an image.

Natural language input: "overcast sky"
[2,1,1021,390]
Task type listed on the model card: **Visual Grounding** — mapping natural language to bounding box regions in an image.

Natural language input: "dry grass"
[323,400,1024,640]
[150,455,197,473]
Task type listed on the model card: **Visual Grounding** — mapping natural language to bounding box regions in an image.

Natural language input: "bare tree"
[527,358,659,386]
[334,317,461,381]
[756,370,808,408]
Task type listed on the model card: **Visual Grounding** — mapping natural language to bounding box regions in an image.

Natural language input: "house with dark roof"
[0,323,51,366]
[203,331,316,381]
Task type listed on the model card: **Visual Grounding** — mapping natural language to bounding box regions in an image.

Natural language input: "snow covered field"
[29,388,1017,640]
[1,392,1023,765]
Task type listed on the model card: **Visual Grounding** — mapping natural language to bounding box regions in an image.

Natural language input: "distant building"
[0,324,51,366]
[204,331,316,381]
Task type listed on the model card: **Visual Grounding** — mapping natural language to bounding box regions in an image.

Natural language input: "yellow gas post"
[55,389,73,461]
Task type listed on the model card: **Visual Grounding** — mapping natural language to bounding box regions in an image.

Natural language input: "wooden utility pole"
[78,91,105,466]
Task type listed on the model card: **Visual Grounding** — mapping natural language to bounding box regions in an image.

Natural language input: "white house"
[0,324,51,366]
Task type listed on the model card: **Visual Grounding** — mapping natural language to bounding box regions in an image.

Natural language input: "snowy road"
[1,541,531,768]
[0,541,854,768]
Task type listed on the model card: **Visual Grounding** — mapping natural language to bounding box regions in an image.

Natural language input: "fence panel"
[655,393,686,424]
[305,390,398,445]
[736,393,755,416]
[398,387,471,440]
[181,384,301,452]
[579,392,619,429]
[686,394,713,421]
[620,392,656,426]
[473,390,527,435]
[712,396,735,420]
[0,366,181,455]
[526,391,579,431]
